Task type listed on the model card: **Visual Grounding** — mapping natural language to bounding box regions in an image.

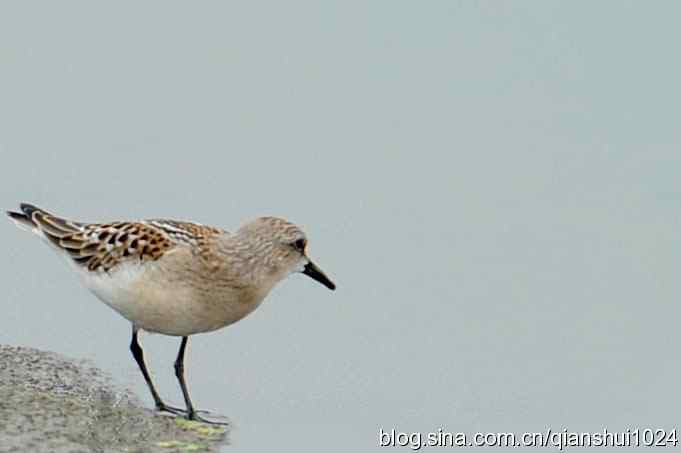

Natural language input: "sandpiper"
[6,203,335,423]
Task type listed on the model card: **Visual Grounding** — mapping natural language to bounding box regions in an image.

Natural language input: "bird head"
[235,217,336,291]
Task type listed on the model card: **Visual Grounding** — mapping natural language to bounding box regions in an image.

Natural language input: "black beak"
[302,260,336,290]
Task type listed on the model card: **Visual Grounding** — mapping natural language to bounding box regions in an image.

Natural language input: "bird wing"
[8,203,224,272]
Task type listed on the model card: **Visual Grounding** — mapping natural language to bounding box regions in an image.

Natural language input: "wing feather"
[7,203,224,272]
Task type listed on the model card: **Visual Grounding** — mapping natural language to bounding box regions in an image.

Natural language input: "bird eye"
[292,238,306,251]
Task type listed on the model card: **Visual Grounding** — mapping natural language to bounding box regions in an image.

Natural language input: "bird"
[6,203,336,424]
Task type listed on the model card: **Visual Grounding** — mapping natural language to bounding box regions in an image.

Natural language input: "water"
[2,2,681,451]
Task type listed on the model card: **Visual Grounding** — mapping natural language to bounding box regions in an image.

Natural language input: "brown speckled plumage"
[16,205,224,272]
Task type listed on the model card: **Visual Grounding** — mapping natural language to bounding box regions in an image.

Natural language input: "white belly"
[78,263,265,336]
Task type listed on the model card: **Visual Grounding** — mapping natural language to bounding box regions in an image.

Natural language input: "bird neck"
[215,232,284,291]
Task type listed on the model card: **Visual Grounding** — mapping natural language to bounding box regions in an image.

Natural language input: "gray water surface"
[2,2,681,452]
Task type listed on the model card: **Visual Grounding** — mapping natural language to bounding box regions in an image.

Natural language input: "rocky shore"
[0,345,228,453]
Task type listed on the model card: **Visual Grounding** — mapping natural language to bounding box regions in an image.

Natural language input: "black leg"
[130,328,185,415]
[174,336,196,416]
[174,336,228,425]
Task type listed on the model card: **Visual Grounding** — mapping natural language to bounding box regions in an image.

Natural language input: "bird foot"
[155,402,188,416]
[156,403,228,425]
[186,410,230,426]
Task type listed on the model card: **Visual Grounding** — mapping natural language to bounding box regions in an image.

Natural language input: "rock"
[0,345,228,453]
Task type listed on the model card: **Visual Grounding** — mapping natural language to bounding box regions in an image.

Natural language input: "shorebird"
[6,203,335,423]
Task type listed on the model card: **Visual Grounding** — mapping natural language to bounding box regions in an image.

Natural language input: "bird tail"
[6,203,83,239]
[6,203,43,232]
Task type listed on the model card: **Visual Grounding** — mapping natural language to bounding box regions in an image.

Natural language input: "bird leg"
[174,336,228,425]
[129,328,186,415]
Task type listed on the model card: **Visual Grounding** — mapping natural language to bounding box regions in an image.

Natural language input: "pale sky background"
[1,1,680,451]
